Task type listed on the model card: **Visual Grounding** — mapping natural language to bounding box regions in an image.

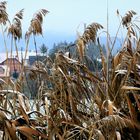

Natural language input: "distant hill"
[0,32,122,56]
[99,36,122,55]
[0,32,76,52]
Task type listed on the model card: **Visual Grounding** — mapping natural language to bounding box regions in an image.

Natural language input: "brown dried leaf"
[17,126,47,139]
[5,120,17,140]
[108,100,114,115]
[121,86,140,90]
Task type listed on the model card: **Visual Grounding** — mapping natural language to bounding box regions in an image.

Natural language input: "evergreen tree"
[40,44,48,56]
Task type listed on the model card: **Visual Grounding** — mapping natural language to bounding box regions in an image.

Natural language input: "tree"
[49,41,68,60]
[40,44,48,56]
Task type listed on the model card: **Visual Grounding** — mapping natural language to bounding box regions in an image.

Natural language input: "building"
[29,56,46,65]
[0,58,21,75]
[0,51,44,79]
[0,65,10,79]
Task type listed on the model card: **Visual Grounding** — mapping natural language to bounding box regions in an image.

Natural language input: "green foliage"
[40,43,48,56]
[48,41,71,60]
[49,41,105,71]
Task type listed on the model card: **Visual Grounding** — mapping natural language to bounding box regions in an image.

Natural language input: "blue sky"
[3,0,140,49]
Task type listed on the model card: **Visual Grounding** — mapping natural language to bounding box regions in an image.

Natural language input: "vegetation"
[49,41,73,60]
[0,1,140,139]
[40,44,48,56]
[48,41,105,71]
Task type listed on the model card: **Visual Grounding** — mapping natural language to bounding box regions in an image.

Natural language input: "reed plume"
[122,10,136,27]
[0,1,8,25]
[8,9,24,40]
[25,9,49,39]
[8,9,24,61]
[77,22,103,58]
[24,9,49,69]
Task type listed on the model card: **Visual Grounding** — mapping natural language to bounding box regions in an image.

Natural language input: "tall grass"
[0,1,140,139]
